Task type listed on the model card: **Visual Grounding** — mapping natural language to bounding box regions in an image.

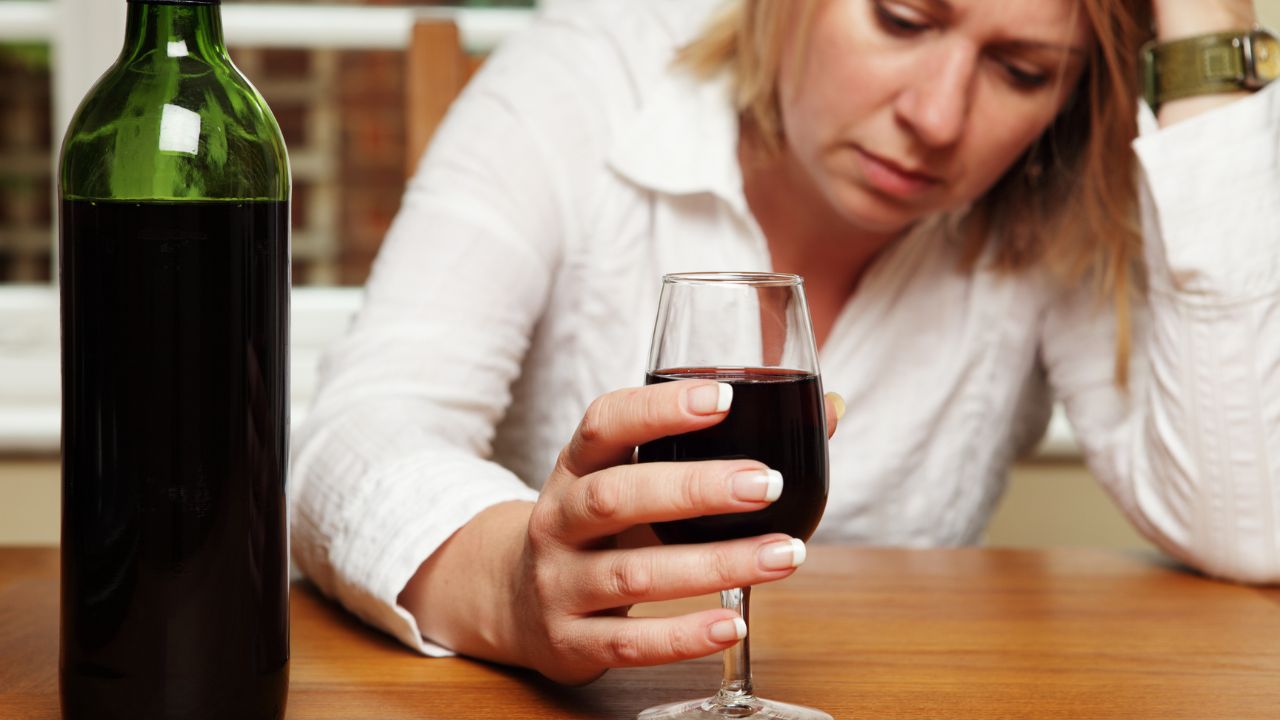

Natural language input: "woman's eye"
[999,61,1050,89]
[873,1,930,35]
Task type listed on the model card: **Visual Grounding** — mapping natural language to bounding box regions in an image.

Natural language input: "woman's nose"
[893,42,977,148]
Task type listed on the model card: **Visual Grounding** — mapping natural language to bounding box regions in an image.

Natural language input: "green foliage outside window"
[0,43,50,71]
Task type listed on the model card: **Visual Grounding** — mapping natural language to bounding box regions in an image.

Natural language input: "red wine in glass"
[639,367,828,544]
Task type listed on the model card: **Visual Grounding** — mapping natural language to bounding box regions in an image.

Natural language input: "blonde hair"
[679,0,1154,384]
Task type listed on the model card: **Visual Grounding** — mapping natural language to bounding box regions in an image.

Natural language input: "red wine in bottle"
[638,367,829,544]
[58,1,290,718]
[60,200,289,719]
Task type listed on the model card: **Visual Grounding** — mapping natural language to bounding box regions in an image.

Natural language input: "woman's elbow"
[1184,547,1280,586]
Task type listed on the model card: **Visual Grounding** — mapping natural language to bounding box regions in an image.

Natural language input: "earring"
[1022,135,1049,189]
[1024,158,1044,187]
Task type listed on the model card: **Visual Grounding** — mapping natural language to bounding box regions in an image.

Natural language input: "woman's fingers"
[548,608,748,681]
[553,461,781,544]
[824,391,844,439]
[557,380,732,478]
[570,534,804,612]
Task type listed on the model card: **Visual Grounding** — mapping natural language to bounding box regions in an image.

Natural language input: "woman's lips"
[853,146,942,199]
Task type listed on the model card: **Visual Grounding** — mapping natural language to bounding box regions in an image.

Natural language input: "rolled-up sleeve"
[288,12,625,653]
[1043,84,1280,585]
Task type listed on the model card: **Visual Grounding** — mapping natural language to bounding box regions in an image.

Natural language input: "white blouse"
[289,0,1280,656]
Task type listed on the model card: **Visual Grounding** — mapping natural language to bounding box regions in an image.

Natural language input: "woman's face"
[777,0,1093,235]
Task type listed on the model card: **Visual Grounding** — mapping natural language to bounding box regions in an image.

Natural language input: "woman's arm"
[289,12,617,654]
[1041,80,1280,584]
[291,3,835,678]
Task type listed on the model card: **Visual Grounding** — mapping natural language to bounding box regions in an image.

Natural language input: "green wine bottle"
[58,1,290,718]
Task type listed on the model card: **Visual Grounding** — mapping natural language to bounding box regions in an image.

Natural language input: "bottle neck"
[121,2,227,64]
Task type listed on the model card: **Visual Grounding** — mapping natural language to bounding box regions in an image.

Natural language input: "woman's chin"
[829,186,926,238]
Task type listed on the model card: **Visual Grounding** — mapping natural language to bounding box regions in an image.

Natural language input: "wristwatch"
[1141,27,1280,111]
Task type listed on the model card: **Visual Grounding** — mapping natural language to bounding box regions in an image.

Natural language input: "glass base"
[637,694,832,720]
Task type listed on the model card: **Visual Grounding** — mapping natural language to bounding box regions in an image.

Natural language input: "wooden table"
[2,546,1278,719]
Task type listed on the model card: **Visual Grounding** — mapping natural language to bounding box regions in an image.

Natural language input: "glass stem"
[716,587,754,703]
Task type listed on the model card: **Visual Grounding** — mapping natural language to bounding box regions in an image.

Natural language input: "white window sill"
[0,286,362,454]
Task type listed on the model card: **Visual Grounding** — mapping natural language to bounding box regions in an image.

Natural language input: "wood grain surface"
[2,546,1277,719]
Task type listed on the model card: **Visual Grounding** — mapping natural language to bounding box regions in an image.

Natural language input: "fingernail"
[732,469,783,502]
[758,538,807,571]
[688,382,733,415]
[708,616,748,643]
[827,392,846,421]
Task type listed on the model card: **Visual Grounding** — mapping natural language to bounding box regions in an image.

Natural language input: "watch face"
[1256,34,1280,83]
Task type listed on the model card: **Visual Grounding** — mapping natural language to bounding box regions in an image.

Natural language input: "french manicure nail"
[828,392,847,421]
[732,470,783,502]
[688,382,733,415]
[708,616,748,643]
[758,538,807,571]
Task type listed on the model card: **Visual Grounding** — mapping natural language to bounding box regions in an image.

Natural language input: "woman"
[290,0,1279,685]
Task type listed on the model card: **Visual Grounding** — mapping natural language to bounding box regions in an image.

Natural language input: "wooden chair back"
[404,19,487,180]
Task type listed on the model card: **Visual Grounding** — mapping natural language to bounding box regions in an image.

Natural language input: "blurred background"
[0,0,1275,546]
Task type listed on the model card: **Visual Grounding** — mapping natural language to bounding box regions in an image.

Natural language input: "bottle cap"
[127,0,220,5]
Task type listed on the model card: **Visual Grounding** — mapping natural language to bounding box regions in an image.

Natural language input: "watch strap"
[1142,28,1280,111]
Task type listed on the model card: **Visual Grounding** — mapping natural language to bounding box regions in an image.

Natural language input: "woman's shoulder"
[492,0,725,108]
[538,0,724,51]
[439,0,728,203]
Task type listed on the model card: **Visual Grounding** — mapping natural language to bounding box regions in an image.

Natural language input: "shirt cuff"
[1133,82,1280,299]
[291,448,539,656]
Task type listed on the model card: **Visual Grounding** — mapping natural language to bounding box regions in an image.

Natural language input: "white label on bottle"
[159,103,201,155]
[167,40,190,58]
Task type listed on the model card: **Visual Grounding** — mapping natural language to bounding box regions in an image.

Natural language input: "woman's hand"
[399,379,841,685]
[511,378,821,684]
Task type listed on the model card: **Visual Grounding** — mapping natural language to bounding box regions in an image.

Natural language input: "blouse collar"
[606,70,751,219]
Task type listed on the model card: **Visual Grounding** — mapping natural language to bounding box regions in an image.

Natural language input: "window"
[0,0,536,451]
[0,31,52,284]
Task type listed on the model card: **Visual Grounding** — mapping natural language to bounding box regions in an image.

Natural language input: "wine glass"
[636,272,830,720]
